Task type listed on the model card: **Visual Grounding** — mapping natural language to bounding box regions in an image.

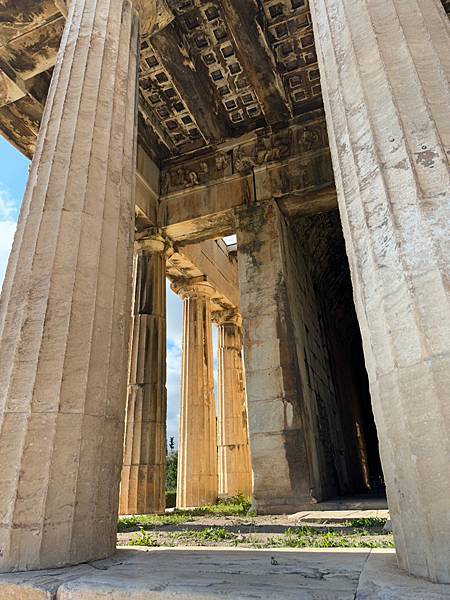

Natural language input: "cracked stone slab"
[0,547,369,599]
[4,547,447,600]
[0,563,97,599]
[356,550,450,599]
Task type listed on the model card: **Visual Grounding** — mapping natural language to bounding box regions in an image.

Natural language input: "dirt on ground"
[117,513,394,549]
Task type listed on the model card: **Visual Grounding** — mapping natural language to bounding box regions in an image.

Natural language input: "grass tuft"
[118,513,188,532]
[279,526,394,549]
[343,517,387,529]
[173,527,235,543]
[128,528,158,547]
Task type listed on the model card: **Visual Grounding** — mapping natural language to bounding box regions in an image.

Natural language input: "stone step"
[1,547,449,599]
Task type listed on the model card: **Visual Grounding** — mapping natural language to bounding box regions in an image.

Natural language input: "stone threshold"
[0,547,448,599]
[288,509,390,524]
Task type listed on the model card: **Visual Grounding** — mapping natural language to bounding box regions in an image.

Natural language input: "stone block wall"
[280,213,346,501]
[238,202,376,510]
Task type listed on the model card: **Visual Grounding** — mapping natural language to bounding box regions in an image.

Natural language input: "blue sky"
[0,136,218,447]
[0,138,28,283]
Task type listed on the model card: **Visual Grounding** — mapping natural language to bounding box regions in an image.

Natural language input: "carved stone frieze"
[161,114,329,194]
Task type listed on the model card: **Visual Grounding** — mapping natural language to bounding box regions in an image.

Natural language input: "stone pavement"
[288,509,390,524]
[0,547,449,599]
[288,495,390,524]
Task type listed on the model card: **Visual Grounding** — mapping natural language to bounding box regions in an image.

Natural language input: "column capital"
[212,308,242,328]
[135,228,173,256]
[171,277,216,300]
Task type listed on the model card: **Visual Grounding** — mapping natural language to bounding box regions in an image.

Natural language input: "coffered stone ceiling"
[0,0,449,164]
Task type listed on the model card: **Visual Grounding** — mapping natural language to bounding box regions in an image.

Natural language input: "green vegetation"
[278,527,394,549]
[344,517,387,529]
[122,498,393,550]
[166,491,176,509]
[128,527,234,547]
[118,513,188,532]
[127,523,394,549]
[174,527,235,543]
[175,494,252,517]
[129,528,159,547]
[118,495,252,532]
[166,447,178,493]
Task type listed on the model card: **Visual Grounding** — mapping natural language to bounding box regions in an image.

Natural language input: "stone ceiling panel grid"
[261,0,322,114]
[139,36,207,153]
[167,0,266,129]
[0,0,449,162]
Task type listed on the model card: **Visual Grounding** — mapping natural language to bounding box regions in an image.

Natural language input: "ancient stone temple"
[0,0,449,590]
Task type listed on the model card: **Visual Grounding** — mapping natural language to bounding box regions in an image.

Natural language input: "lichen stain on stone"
[416,147,438,168]
[10,26,61,75]
[238,239,263,270]
[394,158,408,170]
[0,0,45,25]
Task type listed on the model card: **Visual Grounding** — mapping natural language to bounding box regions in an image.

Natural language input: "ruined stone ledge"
[0,547,448,599]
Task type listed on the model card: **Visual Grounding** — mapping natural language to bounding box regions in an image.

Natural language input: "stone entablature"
[160,112,330,194]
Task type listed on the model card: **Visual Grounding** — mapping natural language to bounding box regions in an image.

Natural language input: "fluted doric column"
[310,0,450,583]
[173,280,217,508]
[120,232,169,515]
[0,0,139,571]
[214,310,252,498]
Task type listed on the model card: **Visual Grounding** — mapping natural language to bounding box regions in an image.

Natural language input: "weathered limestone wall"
[237,201,313,513]
[310,0,450,583]
[238,200,378,511]
[0,0,139,571]
[293,212,376,492]
[279,214,349,502]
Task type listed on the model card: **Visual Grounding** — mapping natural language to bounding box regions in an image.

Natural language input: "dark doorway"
[291,209,384,499]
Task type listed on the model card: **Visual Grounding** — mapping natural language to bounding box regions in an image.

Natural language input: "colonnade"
[119,244,253,514]
[0,0,447,584]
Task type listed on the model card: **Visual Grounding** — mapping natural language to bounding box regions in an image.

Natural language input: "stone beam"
[277,186,337,218]
[0,93,42,158]
[0,57,46,110]
[160,176,253,243]
[167,239,239,312]
[219,0,291,125]
[134,145,240,307]
[53,0,68,18]
[160,176,336,243]
[149,14,232,145]
[0,62,26,107]
[179,239,239,309]
[135,144,160,226]
[158,114,335,240]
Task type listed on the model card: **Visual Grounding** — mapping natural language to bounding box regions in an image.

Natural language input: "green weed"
[344,517,387,529]
[128,528,158,547]
[118,513,188,532]
[173,527,235,543]
[278,527,394,549]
